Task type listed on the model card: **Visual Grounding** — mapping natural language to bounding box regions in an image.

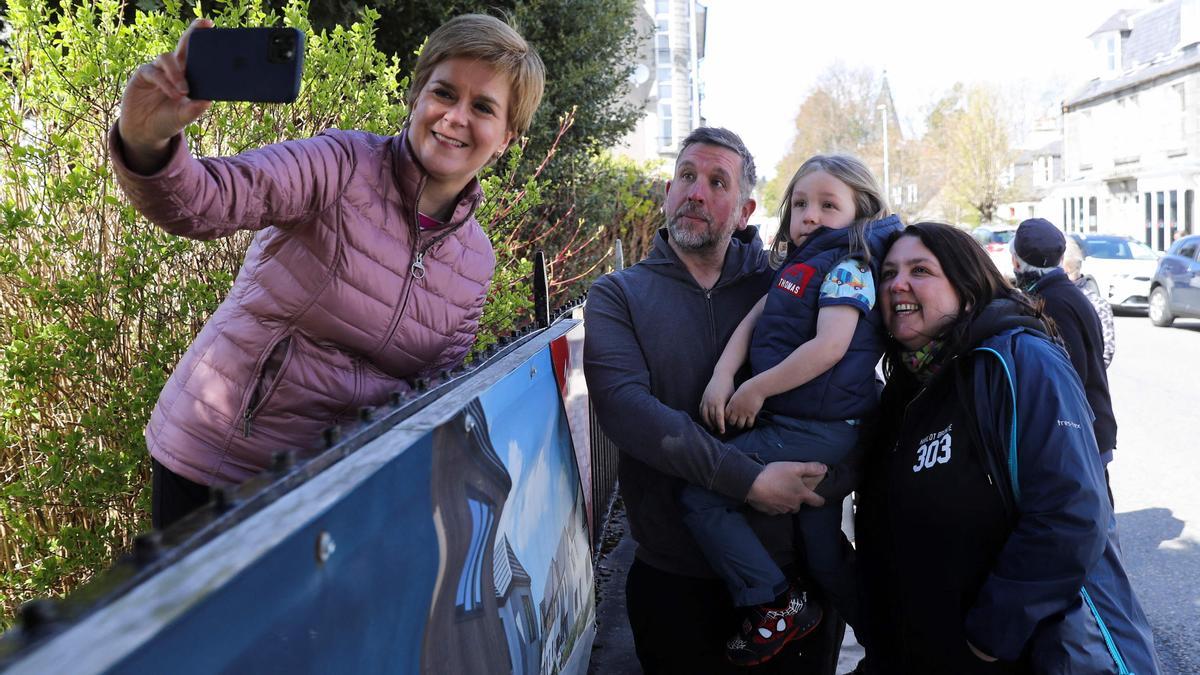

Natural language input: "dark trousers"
[626,557,845,674]
[151,458,210,530]
[680,416,860,622]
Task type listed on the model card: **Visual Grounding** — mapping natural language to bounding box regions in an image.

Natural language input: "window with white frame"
[1174,83,1187,143]
[656,20,671,66]
[1115,97,1132,158]
[660,102,673,148]
[456,495,495,615]
[1078,111,1094,169]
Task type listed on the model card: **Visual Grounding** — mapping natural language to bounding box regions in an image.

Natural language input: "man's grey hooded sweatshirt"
[584,227,796,577]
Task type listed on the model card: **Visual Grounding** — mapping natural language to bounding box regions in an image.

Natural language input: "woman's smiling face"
[880,235,962,351]
[408,57,515,197]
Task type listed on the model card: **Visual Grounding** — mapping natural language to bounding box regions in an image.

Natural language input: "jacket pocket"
[1027,592,1115,674]
[241,334,296,437]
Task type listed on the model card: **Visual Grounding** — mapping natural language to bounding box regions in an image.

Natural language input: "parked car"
[971,224,1018,280]
[1149,234,1200,326]
[1069,234,1160,309]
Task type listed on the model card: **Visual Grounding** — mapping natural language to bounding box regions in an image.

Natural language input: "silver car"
[1070,234,1160,309]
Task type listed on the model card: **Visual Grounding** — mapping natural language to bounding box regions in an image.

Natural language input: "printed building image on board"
[537,497,594,675]
[422,399,513,673]
[421,349,595,674]
[494,534,542,673]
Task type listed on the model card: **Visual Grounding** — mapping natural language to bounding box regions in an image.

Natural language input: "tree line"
[766,62,1021,227]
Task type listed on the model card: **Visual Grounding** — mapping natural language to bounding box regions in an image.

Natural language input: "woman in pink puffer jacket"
[109,15,545,528]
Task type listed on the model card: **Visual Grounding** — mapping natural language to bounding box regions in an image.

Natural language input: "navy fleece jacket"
[584,227,792,577]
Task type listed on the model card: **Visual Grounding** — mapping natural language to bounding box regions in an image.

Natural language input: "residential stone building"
[421,401,513,674]
[537,498,592,675]
[1059,0,1200,249]
[1000,115,1065,223]
[494,534,542,674]
[612,0,708,165]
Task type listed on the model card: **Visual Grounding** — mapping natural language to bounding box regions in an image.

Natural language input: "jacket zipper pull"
[411,252,426,279]
[243,409,253,437]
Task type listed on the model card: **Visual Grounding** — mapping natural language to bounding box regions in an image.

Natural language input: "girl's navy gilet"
[748,215,902,420]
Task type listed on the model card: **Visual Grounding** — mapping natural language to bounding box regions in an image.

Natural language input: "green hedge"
[0,0,420,624]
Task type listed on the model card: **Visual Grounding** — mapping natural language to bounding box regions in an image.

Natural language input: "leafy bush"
[475,114,665,349]
[532,149,665,294]
[0,0,411,626]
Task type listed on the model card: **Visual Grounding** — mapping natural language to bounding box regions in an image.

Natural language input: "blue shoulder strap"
[974,348,1020,501]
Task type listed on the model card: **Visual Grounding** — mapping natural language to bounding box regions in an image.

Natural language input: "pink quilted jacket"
[108,126,495,485]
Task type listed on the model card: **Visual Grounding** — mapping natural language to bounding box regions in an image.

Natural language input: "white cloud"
[505,438,524,481]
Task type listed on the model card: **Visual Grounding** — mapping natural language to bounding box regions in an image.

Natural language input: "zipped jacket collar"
[395,128,484,229]
[644,226,768,290]
[785,214,904,264]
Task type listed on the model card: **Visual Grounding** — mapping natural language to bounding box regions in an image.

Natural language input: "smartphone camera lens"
[268,29,297,64]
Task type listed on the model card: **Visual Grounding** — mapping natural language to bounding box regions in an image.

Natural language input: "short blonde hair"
[408,14,546,138]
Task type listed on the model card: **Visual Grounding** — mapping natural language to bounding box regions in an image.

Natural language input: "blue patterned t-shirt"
[818,258,876,313]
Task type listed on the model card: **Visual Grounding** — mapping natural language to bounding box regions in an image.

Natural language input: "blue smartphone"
[185,27,305,103]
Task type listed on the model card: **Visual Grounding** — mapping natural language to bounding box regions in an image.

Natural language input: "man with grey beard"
[584,127,839,673]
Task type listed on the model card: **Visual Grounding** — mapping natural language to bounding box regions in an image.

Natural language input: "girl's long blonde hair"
[770,154,890,268]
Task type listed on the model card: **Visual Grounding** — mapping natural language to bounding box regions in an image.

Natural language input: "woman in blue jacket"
[857,222,1159,674]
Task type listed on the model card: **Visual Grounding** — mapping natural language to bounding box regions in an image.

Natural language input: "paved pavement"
[1106,313,1200,674]
[588,501,639,674]
[588,500,864,674]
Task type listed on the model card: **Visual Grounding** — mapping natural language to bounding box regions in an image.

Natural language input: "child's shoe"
[725,585,823,667]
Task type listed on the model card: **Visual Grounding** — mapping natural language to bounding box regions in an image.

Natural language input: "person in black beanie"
[1011,218,1118,502]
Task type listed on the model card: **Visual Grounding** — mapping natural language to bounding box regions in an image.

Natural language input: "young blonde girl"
[681,155,901,666]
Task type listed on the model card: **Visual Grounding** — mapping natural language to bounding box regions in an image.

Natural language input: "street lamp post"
[878,103,890,206]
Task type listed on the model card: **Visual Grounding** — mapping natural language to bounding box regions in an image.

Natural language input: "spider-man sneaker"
[725,585,823,667]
